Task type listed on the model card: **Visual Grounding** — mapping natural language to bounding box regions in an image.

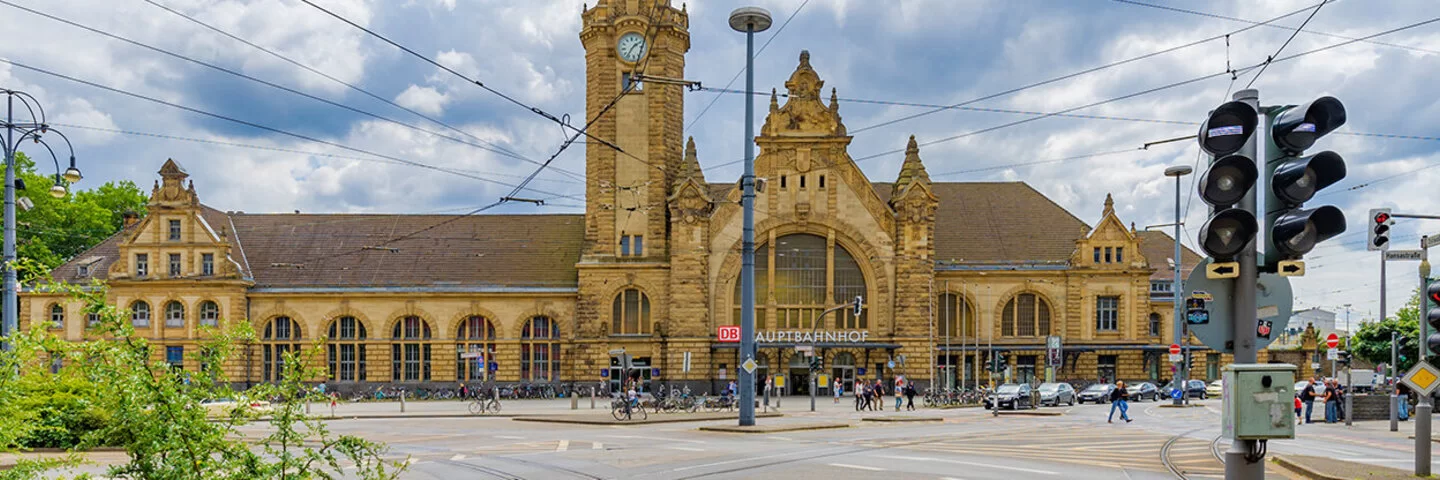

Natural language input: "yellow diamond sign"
[1402,361,1440,396]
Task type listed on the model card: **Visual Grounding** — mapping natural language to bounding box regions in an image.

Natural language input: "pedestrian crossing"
[853,426,1227,476]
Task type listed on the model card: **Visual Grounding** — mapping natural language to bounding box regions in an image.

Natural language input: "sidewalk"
[1275,455,1416,480]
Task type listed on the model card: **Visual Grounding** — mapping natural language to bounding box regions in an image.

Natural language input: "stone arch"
[255,305,305,336]
[446,307,502,340]
[319,305,376,341]
[192,298,224,327]
[992,285,1061,338]
[935,286,979,338]
[604,282,657,336]
[510,308,567,340]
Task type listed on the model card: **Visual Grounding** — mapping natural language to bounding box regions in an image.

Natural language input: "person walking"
[872,379,885,412]
[833,378,842,404]
[1294,394,1303,422]
[894,376,906,411]
[904,382,917,411]
[1299,379,1317,424]
[1108,380,1132,423]
[855,379,866,411]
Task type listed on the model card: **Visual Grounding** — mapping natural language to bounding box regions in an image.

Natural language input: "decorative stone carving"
[760,51,847,137]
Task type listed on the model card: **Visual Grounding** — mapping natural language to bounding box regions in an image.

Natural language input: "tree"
[1351,288,1420,373]
[11,151,148,271]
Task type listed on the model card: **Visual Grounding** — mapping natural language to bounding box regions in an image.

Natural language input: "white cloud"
[394,85,450,115]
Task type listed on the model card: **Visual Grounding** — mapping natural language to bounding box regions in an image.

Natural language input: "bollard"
[572,385,579,410]
[400,389,406,413]
[590,386,596,409]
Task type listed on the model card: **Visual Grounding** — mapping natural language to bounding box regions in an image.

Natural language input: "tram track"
[1161,427,1226,479]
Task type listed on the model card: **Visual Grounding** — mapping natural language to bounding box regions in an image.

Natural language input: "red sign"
[717,326,742,343]
[1374,212,1391,224]
[1169,344,1182,355]
[1326,333,1340,349]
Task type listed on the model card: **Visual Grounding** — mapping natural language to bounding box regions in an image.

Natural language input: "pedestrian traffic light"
[1369,208,1393,251]
[1262,97,1348,269]
[1196,100,1260,262]
[1426,281,1440,356]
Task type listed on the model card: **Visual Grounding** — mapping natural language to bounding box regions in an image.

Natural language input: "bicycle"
[611,395,647,421]
[469,394,502,415]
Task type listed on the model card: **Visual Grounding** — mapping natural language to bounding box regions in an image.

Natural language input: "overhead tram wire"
[139,0,582,181]
[684,0,808,133]
[1112,0,1440,56]
[1245,1,1327,88]
[0,0,585,185]
[701,15,1440,173]
[0,59,579,201]
[299,0,679,175]
[837,1,1328,138]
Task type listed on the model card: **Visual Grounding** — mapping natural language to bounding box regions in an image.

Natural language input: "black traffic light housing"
[1427,282,1440,356]
[1262,97,1348,269]
[1197,100,1261,262]
[1369,209,1393,251]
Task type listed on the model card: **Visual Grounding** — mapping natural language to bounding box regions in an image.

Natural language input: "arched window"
[49,304,64,329]
[1000,293,1051,337]
[164,301,185,328]
[327,316,367,382]
[262,316,303,382]
[391,316,432,382]
[456,316,496,381]
[198,301,220,327]
[937,293,976,338]
[734,233,868,330]
[130,301,150,328]
[521,316,560,382]
[611,289,651,335]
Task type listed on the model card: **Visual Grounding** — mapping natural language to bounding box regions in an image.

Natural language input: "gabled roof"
[1137,230,1202,281]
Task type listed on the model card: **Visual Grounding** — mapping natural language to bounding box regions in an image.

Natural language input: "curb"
[698,423,850,434]
[20,447,126,453]
[1158,403,1207,408]
[861,417,943,422]
[994,410,1064,417]
[1272,456,1345,480]
[513,412,783,426]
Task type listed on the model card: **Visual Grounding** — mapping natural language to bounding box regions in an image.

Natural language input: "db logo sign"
[717,326,741,343]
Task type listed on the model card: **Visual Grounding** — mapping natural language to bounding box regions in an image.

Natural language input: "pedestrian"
[1299,379,1316,424]
[1399,383,1412,421]
[1293,394,1302,422]
[894,376,906,411]
[872,379,885,411]
[904,382,917,411]
[1324,380,1339,423]
[764,376,773,405]
[459,382,469,399]
[1108,380,1132,423]
[855,379,866,411]
[833,378,842,404]
[728,380,738,397]
[1335,382,1347,421]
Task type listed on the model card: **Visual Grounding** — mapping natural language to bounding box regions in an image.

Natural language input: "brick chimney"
[122,210,140,228]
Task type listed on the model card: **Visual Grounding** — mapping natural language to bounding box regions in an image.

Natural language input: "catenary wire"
[1111,0,1440,56]
[139,0,582,181]
[0,58,579,201]
[0,0,585,186]
[684,0,808,133]
[1245,1,1326,89]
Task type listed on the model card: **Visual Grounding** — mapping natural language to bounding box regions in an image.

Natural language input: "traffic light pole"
[1226,88,1265,480]
[1418,254,1431,477]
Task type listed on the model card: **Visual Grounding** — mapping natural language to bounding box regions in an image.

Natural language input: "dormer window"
[202,253,214,276]
[135,254,148,277]
[78,265,89,277]
[168,220,181,241]
[169,254,181,277]
[1093,248,1100,264]
[1116,247,1124,263]
[1105,247,1113,263]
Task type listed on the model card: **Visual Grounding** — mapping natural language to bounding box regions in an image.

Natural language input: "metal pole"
[1345,335,1353,427]
[1173,170,1186,406]
[1225,88,1263,480]
[1418,255,1432,477]
[737,20,758,428]
[2,93,15,353]
[1387,257,1397,431]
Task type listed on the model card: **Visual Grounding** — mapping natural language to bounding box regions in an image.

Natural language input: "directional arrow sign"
[1207,262,1240,279]
[1277,260,1305,277]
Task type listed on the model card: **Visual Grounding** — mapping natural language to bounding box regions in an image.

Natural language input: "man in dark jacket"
[1108,380,1132,423]
[1300,379,1317,424]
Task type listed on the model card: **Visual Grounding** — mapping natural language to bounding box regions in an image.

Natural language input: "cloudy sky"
[1,0,1436,328]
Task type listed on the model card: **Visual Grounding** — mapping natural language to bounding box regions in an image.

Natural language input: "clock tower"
[579,0,690,259]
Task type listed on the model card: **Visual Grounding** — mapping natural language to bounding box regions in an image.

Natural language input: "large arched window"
[198,301,220,327]
[130,301,150,328]
[456,316,496,381]
[734,233,868,330]
[611,289,651,335]
[164,301,185,328]
[391,316,432,382]
[49,304,64,329]
[1000,293,1051,337]
[521,316,560,382]
[937,293,976,338]
[327,316,367,382]
[262,316,303,382]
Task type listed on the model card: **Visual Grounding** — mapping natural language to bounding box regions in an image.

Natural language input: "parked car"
[1037,382,1076,406]
[1162,379,1209,399]
[1127,382,1159,402]
[201,397,272,418]
[1294,379,1328,397]
[1206,380,1224,398]
[1077,383,1115,404]
[984,383,1034,410]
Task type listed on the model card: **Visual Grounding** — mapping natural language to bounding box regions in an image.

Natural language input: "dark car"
[1077,383,1115,404]
[1037,382,1076,407]
[1127,382,1159,402]
[983,383,1034,410]
[1162,379,1209,400]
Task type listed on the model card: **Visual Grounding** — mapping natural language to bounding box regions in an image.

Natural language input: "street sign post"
[1386,250,1425,261]
[1185,258,1294,353]
[1326,333,1340,349]
[1402,361,1440,396]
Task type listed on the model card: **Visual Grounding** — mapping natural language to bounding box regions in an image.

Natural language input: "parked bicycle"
[611,393,647,421]
[468,390,502,415]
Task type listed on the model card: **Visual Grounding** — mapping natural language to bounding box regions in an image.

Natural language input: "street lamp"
[729,6,771,428]
[1164,164,1192,406]
[0,89,78,352]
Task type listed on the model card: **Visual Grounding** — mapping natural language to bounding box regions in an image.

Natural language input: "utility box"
[1222,363,1296,440]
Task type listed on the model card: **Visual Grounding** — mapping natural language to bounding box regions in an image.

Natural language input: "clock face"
[617,32,647,63]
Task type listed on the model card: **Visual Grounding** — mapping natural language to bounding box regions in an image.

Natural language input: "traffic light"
[1196,100,1260,263]
[1369,208,1393,251]
[1338,350,1352,366]
[1263,97,1348,269]
[1427,282,1440,356]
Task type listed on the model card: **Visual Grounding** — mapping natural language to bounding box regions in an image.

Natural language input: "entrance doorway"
[787,354,810,395]
[832,352,856,392]
[936,354,960,390]
[609,356,652,393]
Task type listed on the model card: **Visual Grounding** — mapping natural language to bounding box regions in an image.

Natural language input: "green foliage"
[1352,289,1421,372]
[0,271,407,479]
[12,151,148,271]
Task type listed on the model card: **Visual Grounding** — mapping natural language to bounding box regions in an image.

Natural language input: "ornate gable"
[1073,194,1148,269]
[669,137,713,223]
[108,160,240,280]
[760,51,846,137]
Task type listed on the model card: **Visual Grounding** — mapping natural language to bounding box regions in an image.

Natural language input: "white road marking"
[829,463,884,471]
[450,454,466,461]
[879,455,1060,475]
[557,440,569,452]
[604,434,706,444]
[672,446,853,472]
[768,436,794,441]
[593,442,604,450]
[940,477,969,480]
[495,435,525,440]
[665,446,706,452]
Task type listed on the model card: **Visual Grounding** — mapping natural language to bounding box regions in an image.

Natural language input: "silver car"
[1037,382,1076,406]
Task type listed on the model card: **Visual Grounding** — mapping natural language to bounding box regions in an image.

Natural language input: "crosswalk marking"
[556,440,569,452]
[828,463,884,471]
[450,454,466,461]
[593,442,604,450]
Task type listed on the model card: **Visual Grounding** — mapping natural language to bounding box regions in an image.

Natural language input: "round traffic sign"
[1169,344,1182,355]
[1326,333,1340,349]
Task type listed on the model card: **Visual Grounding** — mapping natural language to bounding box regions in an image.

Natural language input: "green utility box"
[1221,363,1296,440]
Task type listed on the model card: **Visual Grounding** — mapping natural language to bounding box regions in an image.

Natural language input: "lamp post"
[1,90,79,352]
[1163,165,1192,406]
[729,6,771,427]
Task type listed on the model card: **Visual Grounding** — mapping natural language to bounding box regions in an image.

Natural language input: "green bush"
[13,374,113,449]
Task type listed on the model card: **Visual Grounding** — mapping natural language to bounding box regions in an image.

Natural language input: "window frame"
[135,254,148,277]
[1000,293,1051,337]
[201,253,215,276]
[327,316,368,382]
[1096,296,1120,332]
[611,288,652,336]
[456,315,496,381]
[130,300,150,327]
[521,316,561,382]
[262,316,303,383]
[391,316,432,382]
[198,300,220,327]
[48,303,64,329]
[734,233,869,331]
[168,219,182,241]
[164,301,185,328]
[168,253,182,277]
